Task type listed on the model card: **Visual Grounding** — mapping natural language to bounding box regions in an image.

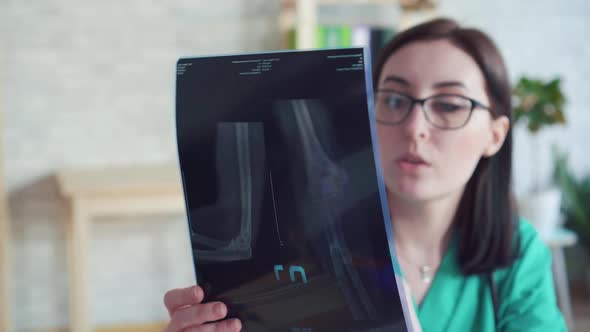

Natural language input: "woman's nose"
[401,103,430,140]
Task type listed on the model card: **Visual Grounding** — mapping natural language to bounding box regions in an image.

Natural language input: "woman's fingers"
[163,285,241,332]
[163,285,203,316]
[167,301,229,331]
[183,318,242,332]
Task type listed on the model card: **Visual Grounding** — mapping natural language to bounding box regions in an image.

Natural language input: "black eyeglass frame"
[374,89,492,130]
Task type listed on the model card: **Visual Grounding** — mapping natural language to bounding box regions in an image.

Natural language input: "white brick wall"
[2,0,589,330]
[439,0,590,196]
[2,0,282,193]
[1,0,281,330]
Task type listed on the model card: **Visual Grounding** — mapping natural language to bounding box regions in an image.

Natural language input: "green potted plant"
[553,150,590,288]
[513,77,566,237]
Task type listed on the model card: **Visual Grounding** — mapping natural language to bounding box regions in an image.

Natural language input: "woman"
[163,18,567,331]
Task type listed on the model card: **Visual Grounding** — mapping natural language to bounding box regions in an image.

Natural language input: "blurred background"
[1,0,589,331]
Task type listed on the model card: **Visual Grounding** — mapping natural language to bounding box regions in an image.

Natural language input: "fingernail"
[233,318,242,331]
[194,286,202,301]
[214,302,226,316]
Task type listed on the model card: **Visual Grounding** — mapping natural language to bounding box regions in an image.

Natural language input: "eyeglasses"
[374,90,491,130]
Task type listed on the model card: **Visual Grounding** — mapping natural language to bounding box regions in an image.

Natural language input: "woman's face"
[376,39,508,203]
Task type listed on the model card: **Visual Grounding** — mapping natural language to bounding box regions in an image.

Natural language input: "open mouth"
[396,153,430,171]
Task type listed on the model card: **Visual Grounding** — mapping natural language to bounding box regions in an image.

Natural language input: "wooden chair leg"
[66,198,92,332]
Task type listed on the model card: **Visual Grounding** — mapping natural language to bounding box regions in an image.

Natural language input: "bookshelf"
[279,0,440,49]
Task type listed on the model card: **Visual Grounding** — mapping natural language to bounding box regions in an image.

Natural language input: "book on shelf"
[285,24,396,66]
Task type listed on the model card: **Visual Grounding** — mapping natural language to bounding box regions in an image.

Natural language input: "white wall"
[439,0,590,196]
[1,0,281,330]
[1,0,589,330]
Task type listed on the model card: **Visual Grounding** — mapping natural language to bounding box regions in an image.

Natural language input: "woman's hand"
[162,281,419,332]
[163,285,242,332]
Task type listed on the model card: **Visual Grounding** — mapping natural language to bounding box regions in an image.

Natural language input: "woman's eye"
[429,96,472,113]
[385,96,406,110]
[433,102,461,112]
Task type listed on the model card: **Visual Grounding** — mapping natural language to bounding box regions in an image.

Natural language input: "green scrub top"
[401,219,567,331]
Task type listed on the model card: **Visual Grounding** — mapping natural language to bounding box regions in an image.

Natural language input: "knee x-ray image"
[176,49,410,332]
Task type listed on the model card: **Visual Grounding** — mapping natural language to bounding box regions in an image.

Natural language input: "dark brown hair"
[374,18,519,275]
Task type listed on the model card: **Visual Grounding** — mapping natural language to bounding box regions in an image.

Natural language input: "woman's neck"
[388,189,462,263]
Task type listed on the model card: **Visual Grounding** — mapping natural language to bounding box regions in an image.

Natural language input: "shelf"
[280,0,400,29]
[280,0,439,49]
[283,0,398,5]
[281,0,401,49]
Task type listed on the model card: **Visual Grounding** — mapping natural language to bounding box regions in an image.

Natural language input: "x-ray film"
[175,48,410,332]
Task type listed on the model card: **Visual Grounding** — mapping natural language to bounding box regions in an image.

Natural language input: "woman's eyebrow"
[382,76,467,89]
[382,75,410,86]
[432,80,467,89]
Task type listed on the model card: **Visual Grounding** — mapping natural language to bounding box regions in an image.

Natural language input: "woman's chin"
[386,180,437,202]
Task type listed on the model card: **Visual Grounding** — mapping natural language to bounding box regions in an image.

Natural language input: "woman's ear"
[483,115,510,157]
